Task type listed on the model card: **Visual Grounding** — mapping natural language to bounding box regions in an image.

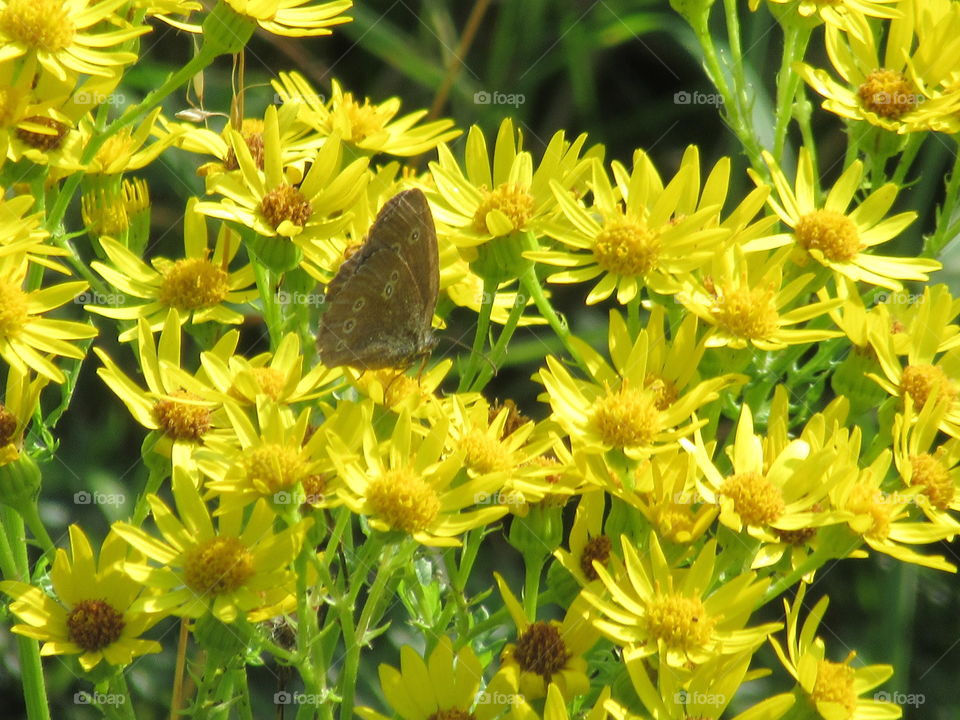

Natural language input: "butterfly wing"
[317,247,433,370]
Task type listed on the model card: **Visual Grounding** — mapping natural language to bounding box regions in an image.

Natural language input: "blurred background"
[3,1,959,717]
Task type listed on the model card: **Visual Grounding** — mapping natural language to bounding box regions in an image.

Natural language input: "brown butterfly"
[316,189,439,370]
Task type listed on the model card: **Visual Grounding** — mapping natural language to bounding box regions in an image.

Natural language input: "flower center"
[66,598,125,652]
[472,183,535,234]
[460,430,510,473]
[342,95,387,141]
[366,468,440,533]
[643,593,716,654]
[152,390,212,442]
[858,69,919,119]
[719,472,785,526]
[512,622,569,681]
[0,0,74,51]
[224,122,265,171]
[908,453,953,510]
[183,536,255,595]
[901,364,955,408]
[0,280,29,338]
[15,115,68,151]
[93,129,136,172]
[776,526,818,546]
[0,403,17,446]
[592,385,661,448]
[644,372,679,410]
[812,659,857,716]
[592,220,661,276]
[260,184,312,230]
[244,443,307,495]
[845,484,891,540]
[580,535,612,580]
[713,284,779,340]
[158,258,230,311]
[794,210,861,262]
[250,367,287,400]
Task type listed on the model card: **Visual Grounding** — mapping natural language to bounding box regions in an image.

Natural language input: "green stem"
[468,284,526,392]
[924,143,960,258]
[111,672,136,720]
[458,274,498,392]
[518,265,589,375]
[522,550,544,619]
[890,133,925,187]
[773,24,813,160]
[253,261,281,350]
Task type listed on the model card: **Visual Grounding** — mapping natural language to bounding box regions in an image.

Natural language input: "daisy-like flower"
[771,583,902,720]
[894,396,960,526]
[0,192,70,271]
[748,0,899,32]
[616,645,795,720]
[830,449,957,571]
[749,149,939,289]
[429,118,598,250]
[582,533,781,667]
[681,404,851,553]
[866,309,960,438]
[0,252,96,383]
[85,198,258,340]
[0,0,146,81]
[529,147,754,304]
[221,0,351,37]
[355,637,501,720]
[553,490,614,587]
[81,108,183,175]
[196,107,370,271]
[678,246,843,350]
[198,400,330,513]
[0,525,162,670]
[200,331,342,407]
[112,467,313,622]
[0,364,47,466]
[491,573,598,701]
[94,310,229,469]
[796,1,960,134]
[537,309,746,461]
[330,408,508,547]
[273,72,460,156]
[877,284,960,356]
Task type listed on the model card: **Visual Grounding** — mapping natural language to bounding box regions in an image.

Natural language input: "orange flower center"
[858,69,919,120]
[794,209,861,262]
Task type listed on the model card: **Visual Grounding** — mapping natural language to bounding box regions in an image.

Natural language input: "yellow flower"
[0,525,162,670]
[553,490,614,587]
[331,407,508,547]
[682,403,850,546]
[529,147,762,304]
[0,192,70,271]
[198,400,329,513]
[771,583,902,720]
[0,364,47,466]
[0,0,145,81]
[82,108,182,174]
[678,246,843,350]
[355,637,496,720]
[582,533,781,666]
[830,448,956,571]
[492,573,598,701]
[94,310,229,469]
[273,72,460,156]
[537,309,745,460]
[111,467,313,622]
[749,149,939,289]
[85,198,258,340]
[894,396,960,524]
[749,0,899,31]
[0,252,96,383]
[796,0,960,133]
[429,118,598,249]
[866,309,960,438]
[223,0,351,37]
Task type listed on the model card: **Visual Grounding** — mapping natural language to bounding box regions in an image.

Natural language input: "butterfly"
[316,188,439,370]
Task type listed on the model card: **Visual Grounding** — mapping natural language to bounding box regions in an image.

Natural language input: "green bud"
[508,503,564,560]
[0,452,41,514]
[192,614,258,668]
[201,2,257,57]
[470,230,538,285]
